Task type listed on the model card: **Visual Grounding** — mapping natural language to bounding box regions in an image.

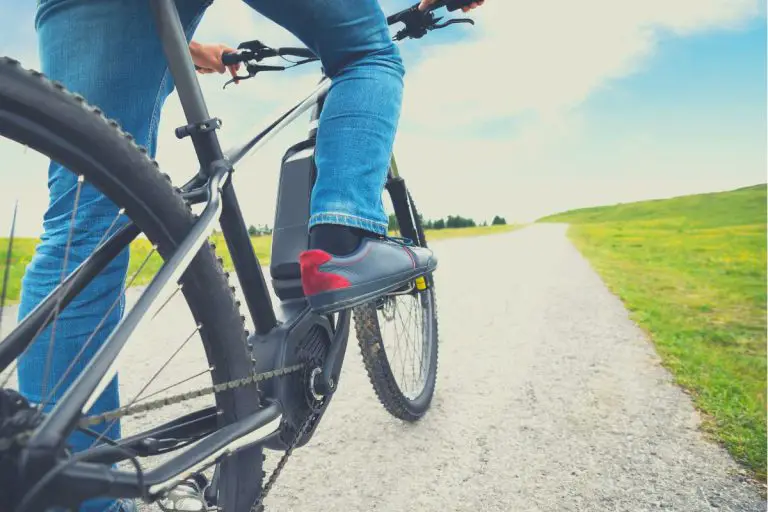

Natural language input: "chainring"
[251,316,336,452]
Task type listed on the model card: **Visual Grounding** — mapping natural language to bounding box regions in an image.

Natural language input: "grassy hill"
[539,184,767,480]
[539,184,765,228]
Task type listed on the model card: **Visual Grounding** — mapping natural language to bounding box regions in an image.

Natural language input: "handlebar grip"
[442,0,475,11]
[221,52,241,66]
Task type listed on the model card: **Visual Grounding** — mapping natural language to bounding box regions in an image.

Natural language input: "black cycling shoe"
[299,236,437,315]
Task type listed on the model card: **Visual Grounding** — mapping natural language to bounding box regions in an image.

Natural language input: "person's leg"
[241,0,436,314]
[241,0,403,242]
[19,1,210,510]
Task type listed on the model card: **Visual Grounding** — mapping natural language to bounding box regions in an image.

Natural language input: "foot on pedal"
[300,236,437,314]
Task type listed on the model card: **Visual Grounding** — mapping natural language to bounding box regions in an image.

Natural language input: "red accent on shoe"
[299,249,352,296]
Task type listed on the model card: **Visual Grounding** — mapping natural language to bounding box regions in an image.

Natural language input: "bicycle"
[0,0,476,510]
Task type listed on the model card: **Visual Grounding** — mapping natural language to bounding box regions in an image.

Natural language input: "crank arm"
[315,310,351,396]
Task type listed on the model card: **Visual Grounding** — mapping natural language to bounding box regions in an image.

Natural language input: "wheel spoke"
[408,297,419,392]
[414,296,424,387]
[392,305,407,388]
[39,176,84,402]
[151,284,182,320]
[36,246,157,414]
[1,210,127,389]
[394,303,413,392]
[87,323,203,448]
[407,299,419,393]
[379,288,430,399]
[0,200,18,342]
[134,367,213,404]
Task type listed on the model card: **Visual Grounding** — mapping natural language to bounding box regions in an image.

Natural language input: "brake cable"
[220,40,320,89]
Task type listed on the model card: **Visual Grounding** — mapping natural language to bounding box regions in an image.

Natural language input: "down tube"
[219,78,330,334]
[218,181,277,335]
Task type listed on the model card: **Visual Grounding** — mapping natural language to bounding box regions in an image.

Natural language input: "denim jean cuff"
[309,212,388,235]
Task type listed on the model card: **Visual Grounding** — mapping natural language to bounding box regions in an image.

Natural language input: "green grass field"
[1,224,520,302]
[539,184,767,479]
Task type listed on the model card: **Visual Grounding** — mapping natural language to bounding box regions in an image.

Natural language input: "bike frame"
[3,0,437,508]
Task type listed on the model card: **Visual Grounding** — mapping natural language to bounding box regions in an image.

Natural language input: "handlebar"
[222,45,315,67]
[387,0,476,42]
[222,0,477,65]
[217,0,477,86]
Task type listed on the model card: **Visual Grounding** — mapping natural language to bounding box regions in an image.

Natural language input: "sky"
[0,0,765,236]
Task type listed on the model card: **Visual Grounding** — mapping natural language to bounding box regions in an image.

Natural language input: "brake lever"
[223,63,286,89]
[432,17,475,29]
[391,7,474,41]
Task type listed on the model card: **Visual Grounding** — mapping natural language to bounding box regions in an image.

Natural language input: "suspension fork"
[386,155,420,245]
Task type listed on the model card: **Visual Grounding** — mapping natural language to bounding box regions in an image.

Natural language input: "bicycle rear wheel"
[0,57,262,511]
[354,178,439,422]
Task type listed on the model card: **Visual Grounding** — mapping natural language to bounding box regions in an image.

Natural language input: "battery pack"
[270,138,316,300]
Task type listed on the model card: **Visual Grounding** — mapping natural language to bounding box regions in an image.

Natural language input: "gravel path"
[1,224,764,511]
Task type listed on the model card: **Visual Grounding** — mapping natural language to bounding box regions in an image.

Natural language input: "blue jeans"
[19,1,403,510]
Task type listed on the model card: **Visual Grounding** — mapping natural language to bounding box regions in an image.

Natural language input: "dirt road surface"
[2,224,763,511]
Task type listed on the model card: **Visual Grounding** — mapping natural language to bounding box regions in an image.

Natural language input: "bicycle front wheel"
[354,180,440,422]
[0,57,262,511]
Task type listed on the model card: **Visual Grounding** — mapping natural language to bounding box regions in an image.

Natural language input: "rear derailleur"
[0,389,44,509]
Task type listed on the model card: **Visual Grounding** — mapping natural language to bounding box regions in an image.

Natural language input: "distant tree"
[433,218,445,230]
[424,219,434,230]
[481,220,488,227]
[446,215,476,228]
[491,215,507,226]
[248,224,258,236]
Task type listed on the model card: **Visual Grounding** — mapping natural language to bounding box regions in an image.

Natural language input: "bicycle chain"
[0,363,304,451]
[1,350,320,510]
[252,407,320,512]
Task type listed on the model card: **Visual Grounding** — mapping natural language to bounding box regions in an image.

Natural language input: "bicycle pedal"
[157,474,216,512]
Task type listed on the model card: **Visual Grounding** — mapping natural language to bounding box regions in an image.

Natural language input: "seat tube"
[149,0,225,170]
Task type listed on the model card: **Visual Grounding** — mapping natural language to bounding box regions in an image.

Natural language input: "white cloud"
[390,0,764,223]
[0,0,763,236]
[401,0,762,127]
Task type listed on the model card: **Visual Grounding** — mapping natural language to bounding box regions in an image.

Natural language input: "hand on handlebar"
[189,41,241,85]
[418,0,485,12]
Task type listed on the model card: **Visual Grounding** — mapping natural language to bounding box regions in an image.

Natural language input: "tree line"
[388,214,506,231]
[244,214,507,237]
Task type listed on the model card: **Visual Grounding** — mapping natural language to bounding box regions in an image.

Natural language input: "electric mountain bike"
[0,0,476,510]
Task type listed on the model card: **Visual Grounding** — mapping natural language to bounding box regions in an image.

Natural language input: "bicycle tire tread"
[353,188,439,422]
[353,288,439,422]
[0,56,263,510]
